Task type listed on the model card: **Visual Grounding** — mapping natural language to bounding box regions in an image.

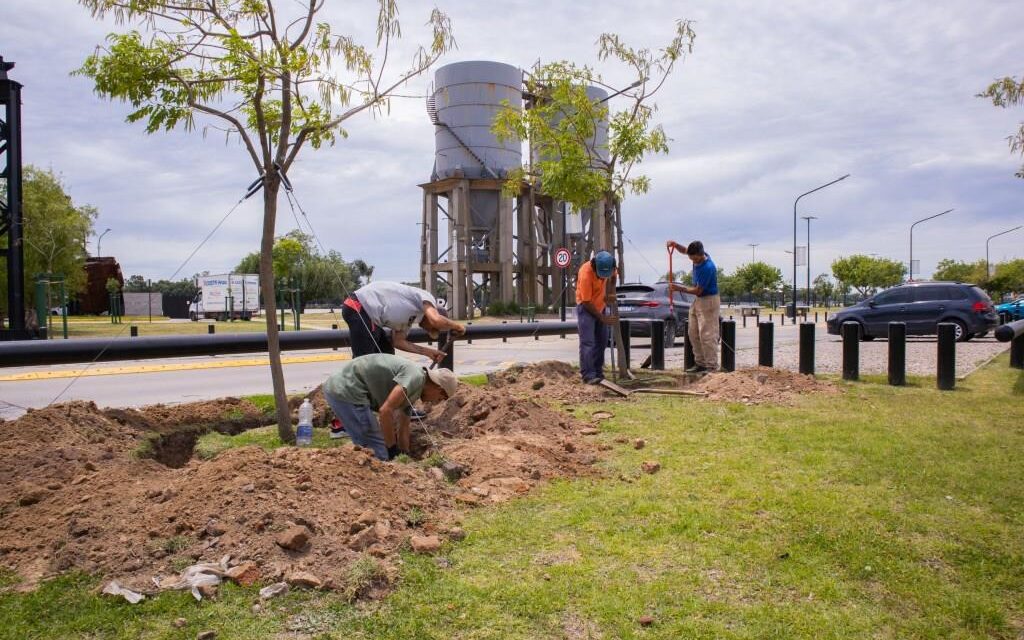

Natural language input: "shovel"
[429,335,453,370]
[598,378,706,398]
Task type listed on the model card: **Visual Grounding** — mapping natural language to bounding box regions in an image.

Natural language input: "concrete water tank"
[432,61,523,180]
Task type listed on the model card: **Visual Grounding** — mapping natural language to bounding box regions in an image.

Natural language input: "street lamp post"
[96,227,111,258]
[793,175,848,317]
[748,243,759,262]
[801,215,817,306]
[986,225,1023,278]
[908,209,953,281]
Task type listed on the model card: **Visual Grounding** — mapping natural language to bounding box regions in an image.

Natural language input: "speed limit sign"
[554,247,571,269]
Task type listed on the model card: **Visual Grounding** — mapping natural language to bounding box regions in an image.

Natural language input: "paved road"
[0,321,815,420]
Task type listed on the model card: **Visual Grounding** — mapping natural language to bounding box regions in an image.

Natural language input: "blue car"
[995,296,1024,322]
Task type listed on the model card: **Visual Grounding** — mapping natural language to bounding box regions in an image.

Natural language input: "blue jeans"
[323,392,389,460]
[576,304,608,381]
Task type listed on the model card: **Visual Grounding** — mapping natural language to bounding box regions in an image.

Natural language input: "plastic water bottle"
[296,398,314,447]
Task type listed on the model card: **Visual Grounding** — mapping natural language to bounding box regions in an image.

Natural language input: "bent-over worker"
[343,281,466,362]
[666,239,719,373]
[576,250,618,384]
[322,353,458,460]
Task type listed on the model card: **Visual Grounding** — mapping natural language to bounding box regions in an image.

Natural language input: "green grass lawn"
[2,356,1022,639]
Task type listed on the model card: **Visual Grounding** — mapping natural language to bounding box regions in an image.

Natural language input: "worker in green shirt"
[322,353,458,460]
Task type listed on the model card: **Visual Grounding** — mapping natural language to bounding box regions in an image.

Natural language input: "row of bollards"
[838,320,957,390]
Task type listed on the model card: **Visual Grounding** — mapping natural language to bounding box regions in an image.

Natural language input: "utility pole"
[801,216,817,306]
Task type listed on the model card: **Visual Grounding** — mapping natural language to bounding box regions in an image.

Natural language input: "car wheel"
[189,312,198,322]
[664,320,676,347]
[857,324,874,341]
[946,319,969,342]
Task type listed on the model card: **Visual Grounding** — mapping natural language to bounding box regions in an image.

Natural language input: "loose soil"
[0,362,838,597]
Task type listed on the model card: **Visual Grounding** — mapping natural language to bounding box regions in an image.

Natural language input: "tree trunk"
[259,177,294,444]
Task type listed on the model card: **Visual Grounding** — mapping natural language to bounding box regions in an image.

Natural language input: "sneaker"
[329,427,349,440]
[408,407,429,419]
[685,365,707,374]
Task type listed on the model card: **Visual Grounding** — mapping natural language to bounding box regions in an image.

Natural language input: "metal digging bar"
[0,322,579,368]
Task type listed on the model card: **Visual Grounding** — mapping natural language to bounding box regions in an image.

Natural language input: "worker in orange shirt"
[575,250,618,384]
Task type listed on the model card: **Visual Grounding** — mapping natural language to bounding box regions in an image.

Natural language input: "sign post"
[555,248,571,321]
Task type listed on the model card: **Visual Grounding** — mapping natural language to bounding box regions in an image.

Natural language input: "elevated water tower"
[420,61,534,319]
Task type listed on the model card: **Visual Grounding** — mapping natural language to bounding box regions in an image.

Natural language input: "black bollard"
[682,320,696,370]
[466,322,472,344]
[841,322,859,381]
[782,312,786,326]
[208,324,215,335]
[888,322,906,386]
[768,313,773,323]
[799,322,815,375]
[721,319,736,372]
[1011,334,1024,369]
[130,325,138,337]
[742,314,747,329]
[619,320,631,369]
[651,320,665,370]
[758,321,774,367]
[815,312,819,323]
[332,323,338,351]
[502,320,507,343]
[936,323,956,390]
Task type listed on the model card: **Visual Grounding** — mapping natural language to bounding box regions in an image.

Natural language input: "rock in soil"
[639,615,655,627]
[633,439,646,450]
[275,526,310,551]
[286,571,322,589]
[641,461,661,474]
[410,535,442,554]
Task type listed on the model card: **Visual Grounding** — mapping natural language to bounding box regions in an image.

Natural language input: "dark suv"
[616,282,693,346]
[826,281,998,342]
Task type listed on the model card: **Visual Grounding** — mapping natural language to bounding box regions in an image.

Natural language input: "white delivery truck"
[189,274,260,321]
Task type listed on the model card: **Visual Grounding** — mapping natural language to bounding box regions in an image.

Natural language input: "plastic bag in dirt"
[152,555,230,601]
[101,580,146,604]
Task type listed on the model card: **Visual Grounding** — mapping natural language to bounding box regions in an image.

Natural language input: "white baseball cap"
[426,367,458,398]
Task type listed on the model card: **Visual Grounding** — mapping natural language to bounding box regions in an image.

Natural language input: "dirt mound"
[689,367,840,405]
[0,364,602,594]
[487,360,608,404]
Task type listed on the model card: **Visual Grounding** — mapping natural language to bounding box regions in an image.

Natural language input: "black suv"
[826,281,998,342]
[616,282,693,346]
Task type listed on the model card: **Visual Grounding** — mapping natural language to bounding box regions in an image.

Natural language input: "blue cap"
[594,251,615,278]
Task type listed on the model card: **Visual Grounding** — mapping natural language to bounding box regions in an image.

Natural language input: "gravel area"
[664,334,1010,378]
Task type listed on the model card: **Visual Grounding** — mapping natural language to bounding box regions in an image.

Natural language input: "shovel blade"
[598,378,632,397]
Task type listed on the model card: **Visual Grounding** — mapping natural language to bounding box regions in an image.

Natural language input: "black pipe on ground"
[0,322,580,368]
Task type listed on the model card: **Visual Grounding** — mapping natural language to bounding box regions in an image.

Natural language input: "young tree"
[0,166,96,307]
[978,75,1024,178]
[831,255,905,296]
[988,259,1024,298]
[78,0,454,442]
[492,20,695,373]
[812,273,835,307]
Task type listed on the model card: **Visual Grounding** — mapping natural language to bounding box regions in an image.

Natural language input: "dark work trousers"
[576,304,608,382]
[342,302,394,358]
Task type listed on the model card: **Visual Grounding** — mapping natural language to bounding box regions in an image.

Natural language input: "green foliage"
[989,259,1024,297]
[813,273,836,305]
[236,230,362,304]
[486,300,521,316]
[104,277,121,295]
[0,166,96,309]
[831,254,906,296]
[122,275,199,298]
[733,261,783,298]
[978,75,1024,177]
[933,258,987,284]
[492,21,695,209]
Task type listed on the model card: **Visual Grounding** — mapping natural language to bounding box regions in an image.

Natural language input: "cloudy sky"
[3,0,1022,287]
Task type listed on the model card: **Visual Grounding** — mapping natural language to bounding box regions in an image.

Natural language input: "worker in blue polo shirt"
[667,240,720,372]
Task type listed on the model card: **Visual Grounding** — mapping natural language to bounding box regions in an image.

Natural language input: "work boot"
[685,364,707,374]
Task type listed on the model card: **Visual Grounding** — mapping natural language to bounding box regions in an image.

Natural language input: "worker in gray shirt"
[342,281,465,362]
[323,353,458,459]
